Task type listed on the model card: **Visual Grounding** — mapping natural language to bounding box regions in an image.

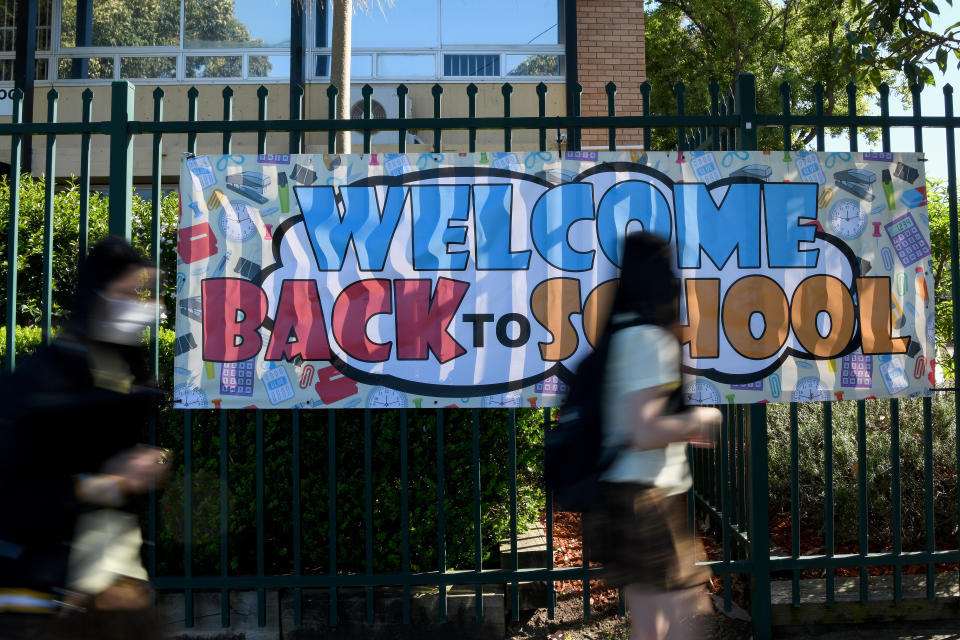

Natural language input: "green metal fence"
[2,72,959,640]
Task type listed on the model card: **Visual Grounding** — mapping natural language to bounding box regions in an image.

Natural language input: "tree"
[330,0,354,153]
[926,179,956,380]
[643,0,895,150]
[844,0,960,87]
[58,0,270,79]
[328,0,393,154]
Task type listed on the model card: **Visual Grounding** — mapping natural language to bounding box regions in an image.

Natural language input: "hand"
[688,407,722,447]
[100,446,172,494]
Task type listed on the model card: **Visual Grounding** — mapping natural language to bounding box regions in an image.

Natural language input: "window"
[2,0,565,83]
[314,0,564,80]
[444,54,499,77]
[59,0,180,47]
[184,0,290,48]
[1,0,54,52]
[440,0,559,45]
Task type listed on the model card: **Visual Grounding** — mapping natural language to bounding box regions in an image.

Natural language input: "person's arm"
[626,386,722,451]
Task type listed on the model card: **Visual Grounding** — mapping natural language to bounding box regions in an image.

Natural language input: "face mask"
[89,293,156,345]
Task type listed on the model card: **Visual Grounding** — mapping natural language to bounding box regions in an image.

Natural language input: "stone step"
[160,584,505,640]
[499,523,551,611]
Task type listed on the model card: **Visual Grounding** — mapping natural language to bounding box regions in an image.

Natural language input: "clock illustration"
[365,386,408,409]
[219,200,258,241]
[481,390,522,408]
[683,380,721,405]
[792,376,829,402]
[829,198,866,239]
[173,383,209,409]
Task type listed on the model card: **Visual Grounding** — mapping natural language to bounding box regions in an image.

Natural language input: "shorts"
[582,482,711,591]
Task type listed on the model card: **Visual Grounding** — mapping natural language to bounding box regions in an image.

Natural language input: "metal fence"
[2,73,959,640]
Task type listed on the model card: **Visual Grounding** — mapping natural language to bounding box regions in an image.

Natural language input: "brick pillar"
[575,0,646,148]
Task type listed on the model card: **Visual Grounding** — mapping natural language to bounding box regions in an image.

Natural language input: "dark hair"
[607,231,679,329]
[71,236,151,337]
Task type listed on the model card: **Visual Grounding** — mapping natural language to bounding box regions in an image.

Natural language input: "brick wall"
[575,0,646,147]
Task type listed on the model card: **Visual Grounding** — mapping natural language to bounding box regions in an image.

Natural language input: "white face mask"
[89,293,156,345]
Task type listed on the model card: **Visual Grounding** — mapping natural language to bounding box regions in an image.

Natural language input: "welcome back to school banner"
[173,151,933,409]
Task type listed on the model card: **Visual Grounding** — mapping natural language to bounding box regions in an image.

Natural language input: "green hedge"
[0,174,179,330]
[768,395,958,552]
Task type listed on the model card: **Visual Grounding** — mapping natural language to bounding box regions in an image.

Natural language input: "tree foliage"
[844,0,960,87]
[643,0,895,150]
[0,174,179,330]
[926,179,957,380]
[58,0,270,79]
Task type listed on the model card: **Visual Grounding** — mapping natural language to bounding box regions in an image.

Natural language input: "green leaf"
[936,47,948,71]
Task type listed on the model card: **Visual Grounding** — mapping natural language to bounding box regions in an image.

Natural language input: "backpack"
[544,318,638,512]
[545,318,689,512]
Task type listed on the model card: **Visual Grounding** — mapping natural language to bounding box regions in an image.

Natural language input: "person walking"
[0,236,169,639]
[584,231,722,640]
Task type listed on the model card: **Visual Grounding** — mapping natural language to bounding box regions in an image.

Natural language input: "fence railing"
[2,73,959,640]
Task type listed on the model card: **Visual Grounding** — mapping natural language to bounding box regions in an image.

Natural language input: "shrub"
[0,174,180,330]
[155,408,546,576]
[767,395,958,552]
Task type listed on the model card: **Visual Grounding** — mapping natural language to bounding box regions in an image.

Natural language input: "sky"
[822,10,959,183]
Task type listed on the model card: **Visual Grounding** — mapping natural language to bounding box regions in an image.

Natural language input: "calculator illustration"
[220,359,256,397]
[885,212,931,267]
[879,357,910,395]
[383,154,412,176]
[491,153,522,172]
[794,153,826,184]
[840,354,872,388]
[261,366,295,405]
[688,152,723,183]
[186,156,216,190]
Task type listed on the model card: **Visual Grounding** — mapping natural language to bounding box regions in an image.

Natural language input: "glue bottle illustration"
[278,172,290,213]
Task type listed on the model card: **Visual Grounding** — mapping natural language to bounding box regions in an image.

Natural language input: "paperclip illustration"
[298,364,316,389]
[206,189,225,211]
[824,151,851,169]
[524,151,552,168]
[215,154,244,171]
[817,187,835,209]
[720,150,749,167]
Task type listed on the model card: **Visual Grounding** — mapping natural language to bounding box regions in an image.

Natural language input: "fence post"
[734,71,771,640]
[108,80,135,240]
[748,403,771,639]
[735,73,758,151]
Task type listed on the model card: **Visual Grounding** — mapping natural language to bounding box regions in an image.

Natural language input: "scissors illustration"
[524,151,553,168]
[824,152,851,169]
[215,154,245,171]
[416,153,444,169]
[721,150,749,167]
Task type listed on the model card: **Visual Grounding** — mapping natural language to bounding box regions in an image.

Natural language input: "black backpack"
[545,319,688,512]
[545,318,637,512]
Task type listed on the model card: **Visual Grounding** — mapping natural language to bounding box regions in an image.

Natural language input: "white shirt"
[600,323,692,494]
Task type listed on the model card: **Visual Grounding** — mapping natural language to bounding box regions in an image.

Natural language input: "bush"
[0,324,46,360]
[767,395,958,552]
[0,174,180,330]
[155,408,546,576]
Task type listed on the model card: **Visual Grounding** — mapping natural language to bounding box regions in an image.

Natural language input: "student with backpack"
[549,231,721,640]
